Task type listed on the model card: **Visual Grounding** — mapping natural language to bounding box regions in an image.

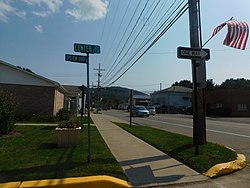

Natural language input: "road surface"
[102,110,250,188]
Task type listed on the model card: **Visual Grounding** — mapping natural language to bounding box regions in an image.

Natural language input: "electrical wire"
[102,0,186,85]
[101,0,132,68]
[103,0,161,82]
[105,3,189,87]
[102,0,149,81]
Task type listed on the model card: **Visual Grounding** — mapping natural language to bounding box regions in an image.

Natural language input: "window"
[238,104,247,111]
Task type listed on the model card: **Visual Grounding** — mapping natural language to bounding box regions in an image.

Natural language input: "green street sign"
[74,43,100,54]
[65,54,87,63]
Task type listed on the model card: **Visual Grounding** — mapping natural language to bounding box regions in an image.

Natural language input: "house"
[128,94,151,107]
[63,85,83,115]
[118,103,129,110]
[0,60,68,118]
[150,86,192,113]
[206,88,250,117]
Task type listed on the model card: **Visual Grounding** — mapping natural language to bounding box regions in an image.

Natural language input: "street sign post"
[177,47,210,60]
[74,43,100,54]
[65,54,87,63]
[69,43,101,163]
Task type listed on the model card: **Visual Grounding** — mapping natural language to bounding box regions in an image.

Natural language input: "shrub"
[58,117,82,128]
[56,108,72,122]
[0,91,16,134]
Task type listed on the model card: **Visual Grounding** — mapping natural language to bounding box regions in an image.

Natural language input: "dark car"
[132,105,149,117]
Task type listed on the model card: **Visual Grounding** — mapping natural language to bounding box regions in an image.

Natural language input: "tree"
[0,91,16,134]
[172,80,192,88]
[220,78,250,88]
[206,79,216,90]
[16,66,34,74]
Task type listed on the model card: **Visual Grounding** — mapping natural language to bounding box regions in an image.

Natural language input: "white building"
[150,86,192,113]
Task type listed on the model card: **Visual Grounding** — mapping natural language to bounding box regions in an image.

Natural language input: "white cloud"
[66,0,108,21]
[0,1,26,23]
[22,0,63,17]
[34,24,43,33]
[32,10,49,17]
[15,10,26,18]
[0,0,108,23]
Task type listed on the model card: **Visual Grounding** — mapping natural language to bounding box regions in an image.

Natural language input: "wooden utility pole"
[94,64,105,113]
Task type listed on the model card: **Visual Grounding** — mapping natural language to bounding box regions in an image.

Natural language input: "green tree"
[0,91,16,134]
[172,80,192,88]
[206,79,216,90]
[220,78,250,88]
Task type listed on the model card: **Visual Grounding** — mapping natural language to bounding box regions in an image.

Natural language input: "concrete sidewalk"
[91,113,208,187]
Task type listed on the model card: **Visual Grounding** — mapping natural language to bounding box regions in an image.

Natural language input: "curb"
[204,153,247,178]
[0,176,131,188]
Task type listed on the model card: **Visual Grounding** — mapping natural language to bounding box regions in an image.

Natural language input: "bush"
[0,91,16,134]
[56,108,72,122]
[58,117,82,128]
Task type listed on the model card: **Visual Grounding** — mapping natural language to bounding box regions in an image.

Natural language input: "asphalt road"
[103,110,250,188]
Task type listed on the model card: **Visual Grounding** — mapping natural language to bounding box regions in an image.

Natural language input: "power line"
[107,0,162,79]
[102,0,149,82]
[105,3,189,87]
[101,0,132,68]
[102,0,186,85]
[102,0,143,81]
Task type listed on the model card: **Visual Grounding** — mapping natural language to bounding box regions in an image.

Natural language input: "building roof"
[63,85,82,95]
[133,94,151,100]
[0,59,67,93]
[151,86,192,95]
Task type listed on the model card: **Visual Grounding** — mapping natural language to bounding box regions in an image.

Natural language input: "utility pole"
[188,0,206,155]
[94,64,105,113]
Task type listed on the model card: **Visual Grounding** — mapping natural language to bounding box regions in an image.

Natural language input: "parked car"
[147,106,156,116]
[132,105,149,117]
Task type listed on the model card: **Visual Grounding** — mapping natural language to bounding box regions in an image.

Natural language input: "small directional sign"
[177,47,210,60]
[65,54,87,63]
[74,43,100,54]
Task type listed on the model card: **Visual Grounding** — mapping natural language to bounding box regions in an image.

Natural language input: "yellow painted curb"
[0,176,131,188]
[204,153,247,178]
[0,181,21,188]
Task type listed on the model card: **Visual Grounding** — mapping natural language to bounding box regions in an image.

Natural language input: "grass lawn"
[82,115,94,125]
[115,122,237,173]
[0,125,126,183]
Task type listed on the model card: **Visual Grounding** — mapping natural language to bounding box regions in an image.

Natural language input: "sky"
[1,0,250,94]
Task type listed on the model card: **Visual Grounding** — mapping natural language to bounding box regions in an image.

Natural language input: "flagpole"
[202,36,213,47]
[202,17,234,47]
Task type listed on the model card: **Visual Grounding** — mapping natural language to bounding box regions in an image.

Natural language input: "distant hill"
[91,86,148,108]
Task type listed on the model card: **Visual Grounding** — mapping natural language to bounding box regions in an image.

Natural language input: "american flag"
[212,19,249,50]
[212,22,227,36]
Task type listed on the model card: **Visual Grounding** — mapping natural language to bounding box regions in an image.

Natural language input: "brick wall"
[0,83,56,117]
[206,88,250,117]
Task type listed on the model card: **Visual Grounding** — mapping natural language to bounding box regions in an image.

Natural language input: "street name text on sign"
[74,43,100,54]
[65,54,87,63]
[177,47,210,60]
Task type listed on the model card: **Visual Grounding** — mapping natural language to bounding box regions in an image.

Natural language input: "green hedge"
[0,91,16,134]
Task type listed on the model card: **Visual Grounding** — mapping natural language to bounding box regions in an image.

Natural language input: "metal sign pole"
[129,89,133,128]
[86,53,91,162]
[70,43,100,162]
